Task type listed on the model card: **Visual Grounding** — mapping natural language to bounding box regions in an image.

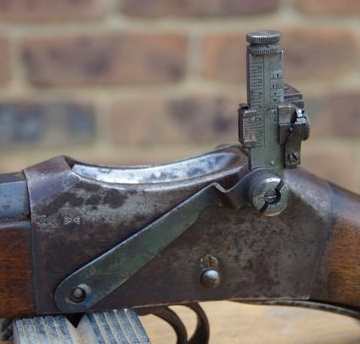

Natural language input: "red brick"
[0,0,105,21]
[121,0,279,17]
[0,38,11,85]
[201,33,247,84]
[307,91,360,138]
[296,0,360,16]
[283,28,358,83]
[22,33,188,86]
[0,101,96,147]
[110,95,239,145]
[201,28,358,84]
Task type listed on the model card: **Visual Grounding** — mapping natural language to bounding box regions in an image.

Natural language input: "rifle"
[0,30,359,343]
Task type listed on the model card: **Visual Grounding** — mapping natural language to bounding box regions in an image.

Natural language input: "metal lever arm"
[54,174,250,313]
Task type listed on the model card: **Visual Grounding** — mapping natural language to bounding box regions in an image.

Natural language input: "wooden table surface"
[142,302,360,344]
[3,302,360,343]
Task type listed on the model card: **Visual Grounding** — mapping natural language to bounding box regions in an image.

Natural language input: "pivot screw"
[248,172,289,216]
[70,285,88,303]
[201,269,221,289]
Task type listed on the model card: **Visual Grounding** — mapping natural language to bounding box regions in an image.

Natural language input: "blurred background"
[0,0,359,193]
[0,0,360,343]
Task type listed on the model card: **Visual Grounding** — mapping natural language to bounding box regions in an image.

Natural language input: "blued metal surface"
[72,149,239,184]
[0,172,29,222]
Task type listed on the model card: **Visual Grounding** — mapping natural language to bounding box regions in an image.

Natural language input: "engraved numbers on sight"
[249,56,265,110]
[248,56,265,147]
[271,70,284,105]
[243,111,264,147]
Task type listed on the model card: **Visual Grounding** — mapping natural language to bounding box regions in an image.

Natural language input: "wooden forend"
[0,223,34,317]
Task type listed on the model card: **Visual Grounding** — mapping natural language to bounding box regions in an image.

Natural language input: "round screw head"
[70,285,87,303]
[246,30,281,45]
[201,269,221,289]
[248,173,289,216]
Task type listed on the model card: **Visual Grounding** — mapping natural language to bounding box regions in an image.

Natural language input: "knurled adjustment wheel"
[246,30,281,45]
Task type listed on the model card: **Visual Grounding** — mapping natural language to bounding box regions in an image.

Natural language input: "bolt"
[248,173,289,216]
[201,269,221,289]
[70,285,87,303]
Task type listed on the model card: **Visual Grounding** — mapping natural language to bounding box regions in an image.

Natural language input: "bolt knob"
[246,30,281,45]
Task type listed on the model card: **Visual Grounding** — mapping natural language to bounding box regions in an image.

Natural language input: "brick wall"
[0,0,359,191]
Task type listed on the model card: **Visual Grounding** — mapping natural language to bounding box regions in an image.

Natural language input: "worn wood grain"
[313,184,360,308]
[0,224,34,317]
[327,186,360,307]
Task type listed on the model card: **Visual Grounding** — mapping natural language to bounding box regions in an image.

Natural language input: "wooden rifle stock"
[311,181,360,309]
[0,172,33,317]
[281,168,360,311]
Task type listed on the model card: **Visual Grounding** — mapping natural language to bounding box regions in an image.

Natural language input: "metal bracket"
[239,31,310,172]
[278,104,310,168]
